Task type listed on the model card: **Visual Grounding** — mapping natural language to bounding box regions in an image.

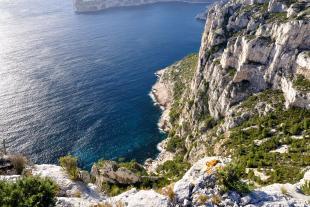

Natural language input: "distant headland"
[73,0,210,12]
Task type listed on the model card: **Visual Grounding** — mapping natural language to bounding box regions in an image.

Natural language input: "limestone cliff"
[157,0,310,164]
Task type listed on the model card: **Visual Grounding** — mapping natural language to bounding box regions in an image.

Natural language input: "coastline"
[145,67,175,173]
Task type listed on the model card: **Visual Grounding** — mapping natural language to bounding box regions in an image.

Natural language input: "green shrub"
[59,155,79,180]
[217,164,250,194]
[293,74,310,92]
[118,160,147,176]
[166,135,185,153]
[156,156,190,183]
[267,12,288,23]
[227,67,237,77]
[0,176,58,207]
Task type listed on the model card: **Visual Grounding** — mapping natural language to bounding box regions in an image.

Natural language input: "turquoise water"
[0,0,208,169]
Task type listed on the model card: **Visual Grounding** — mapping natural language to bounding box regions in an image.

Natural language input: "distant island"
[73,0,210,12]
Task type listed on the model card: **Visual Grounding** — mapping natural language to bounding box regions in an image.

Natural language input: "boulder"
[91,160,140,187]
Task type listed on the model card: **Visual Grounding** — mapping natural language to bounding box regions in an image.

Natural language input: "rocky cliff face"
[158,0,310,164]
[194,0,309,119]
[74,0,210,12]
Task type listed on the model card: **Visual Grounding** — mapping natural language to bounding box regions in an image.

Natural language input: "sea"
[0,0,210,169]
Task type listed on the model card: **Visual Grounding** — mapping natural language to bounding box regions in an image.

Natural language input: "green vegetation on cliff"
[164,57,310,186]
[164,53,197,125]
[227,105,309,184]
[293,74,310,92]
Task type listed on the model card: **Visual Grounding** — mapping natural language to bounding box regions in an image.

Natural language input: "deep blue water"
[0,0,208,169]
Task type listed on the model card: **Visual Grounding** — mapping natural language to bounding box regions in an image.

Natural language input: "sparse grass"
[197,194,209,205]
[213,59,221,65]
[301,181,310,195]
[9,155,27,175]
[73,190,81,198]
[227,67,237,77]
[59,155,79,180]
[267,12,288,23]
[161,185,175,201]
[211,194,221,205]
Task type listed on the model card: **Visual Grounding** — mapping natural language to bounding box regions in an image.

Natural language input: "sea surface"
[0,0,208,169]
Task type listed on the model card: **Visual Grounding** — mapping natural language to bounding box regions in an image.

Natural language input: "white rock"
[110,188,169,207]
[174,157,230,203]
[270,145,289,154]
[32,164,105,202]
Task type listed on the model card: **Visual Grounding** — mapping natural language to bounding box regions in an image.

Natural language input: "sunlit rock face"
[74,0,211,12]
[183,0,310,123]
[155,0,310,164]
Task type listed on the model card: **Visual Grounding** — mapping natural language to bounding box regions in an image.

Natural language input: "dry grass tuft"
[160,183,175,201]
[197,194,209,205]
[211,194,221,205]
[9,155,27,174]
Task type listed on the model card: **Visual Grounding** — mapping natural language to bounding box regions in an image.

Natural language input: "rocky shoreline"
[145,68,175,173]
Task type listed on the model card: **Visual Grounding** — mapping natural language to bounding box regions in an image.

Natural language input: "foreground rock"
[110,188,169,207]
[172,157,310,207]
[32,164,106,205]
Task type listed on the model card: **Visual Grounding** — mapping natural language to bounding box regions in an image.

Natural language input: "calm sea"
[0,0,209,169]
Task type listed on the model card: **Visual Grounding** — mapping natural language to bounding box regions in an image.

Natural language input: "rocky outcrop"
[32,164,106,203]
[173,157,231,205]
[0,155,14,175]
[74,0,211,13]
[172,157,310,207]
[91,160,141,187]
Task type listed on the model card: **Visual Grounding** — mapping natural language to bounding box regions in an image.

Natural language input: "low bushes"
[59,155,79,180]
[156,156,190,183]
[0,176,58,207]
[166,135,185,153]
[293,74,310,92]
[217,164,250,194]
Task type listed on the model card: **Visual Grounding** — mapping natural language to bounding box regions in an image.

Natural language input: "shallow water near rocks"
[0,0,208,169]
